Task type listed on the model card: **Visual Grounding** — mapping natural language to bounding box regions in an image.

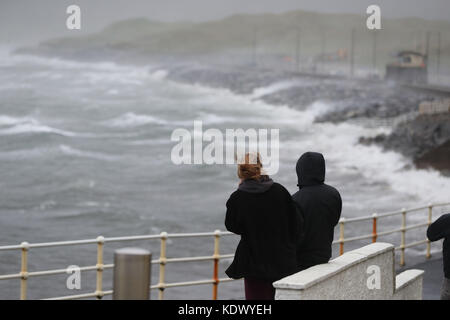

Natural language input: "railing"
[335,202,450,265]
[0,231,237,300]
[0,202,449,300]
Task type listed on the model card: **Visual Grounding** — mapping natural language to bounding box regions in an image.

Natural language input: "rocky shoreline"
[165,63,450,174]
[359,113,450,175]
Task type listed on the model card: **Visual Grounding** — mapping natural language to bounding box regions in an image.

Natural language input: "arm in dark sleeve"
[328,189,342,227]
[334,192,342,226]
[290,195,306,246]
[225,196,243,235]
[427,213,450,241]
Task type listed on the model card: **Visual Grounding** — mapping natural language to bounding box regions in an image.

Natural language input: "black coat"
[292,152,342,270]
[427,213,450,279]
[225,178,300,281]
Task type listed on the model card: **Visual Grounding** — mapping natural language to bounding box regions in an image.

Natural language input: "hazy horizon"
[1,0,450,46]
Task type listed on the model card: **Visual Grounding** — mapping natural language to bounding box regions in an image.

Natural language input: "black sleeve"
[334,192,342,226]
[291,200,306,246]
[427,213,450,242]
[290,194,306,246]
[224,195,244,235]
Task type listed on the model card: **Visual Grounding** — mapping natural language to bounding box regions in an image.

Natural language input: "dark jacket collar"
[238,175,274,193]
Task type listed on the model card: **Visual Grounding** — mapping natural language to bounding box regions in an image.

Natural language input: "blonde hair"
[237,153,263,180]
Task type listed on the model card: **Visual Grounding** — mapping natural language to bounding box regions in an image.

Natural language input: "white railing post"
[158,232,168,300]
[426,204,433,259]
[400,208,407,266]
[20,242,29,300]
[212,230,221,300]
[95,236,105,299]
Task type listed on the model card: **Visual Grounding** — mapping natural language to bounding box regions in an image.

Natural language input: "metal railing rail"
[0,202,449,300]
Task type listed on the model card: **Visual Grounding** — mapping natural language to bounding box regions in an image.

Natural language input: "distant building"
[385,51,427,84]
[419,99,450,115]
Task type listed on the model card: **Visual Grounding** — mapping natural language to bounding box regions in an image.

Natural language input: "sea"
[0,46,449,299]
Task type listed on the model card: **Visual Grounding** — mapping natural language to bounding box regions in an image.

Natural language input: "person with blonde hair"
[224,153,301,300]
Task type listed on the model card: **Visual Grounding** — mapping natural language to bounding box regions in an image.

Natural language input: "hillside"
[16,10,450,69]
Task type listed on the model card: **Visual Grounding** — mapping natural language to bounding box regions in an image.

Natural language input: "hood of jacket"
[238,175,274,193]
[296,152,325,188]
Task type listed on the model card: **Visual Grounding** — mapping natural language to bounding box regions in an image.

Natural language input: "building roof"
[397,50,425,57]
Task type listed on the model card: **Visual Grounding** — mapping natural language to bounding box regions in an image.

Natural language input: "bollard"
[113,248,151,300]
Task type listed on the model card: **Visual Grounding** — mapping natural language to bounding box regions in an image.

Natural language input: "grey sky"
[1,0,450,45]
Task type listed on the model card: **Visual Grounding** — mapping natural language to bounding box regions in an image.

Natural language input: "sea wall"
[274,243,424,300]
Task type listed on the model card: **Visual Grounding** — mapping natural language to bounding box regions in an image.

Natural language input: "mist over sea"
[0,46,449,299]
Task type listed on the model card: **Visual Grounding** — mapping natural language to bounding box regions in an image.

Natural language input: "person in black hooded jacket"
[225,153,300,300]
[292,152,342,271]
[426,213,450,300]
